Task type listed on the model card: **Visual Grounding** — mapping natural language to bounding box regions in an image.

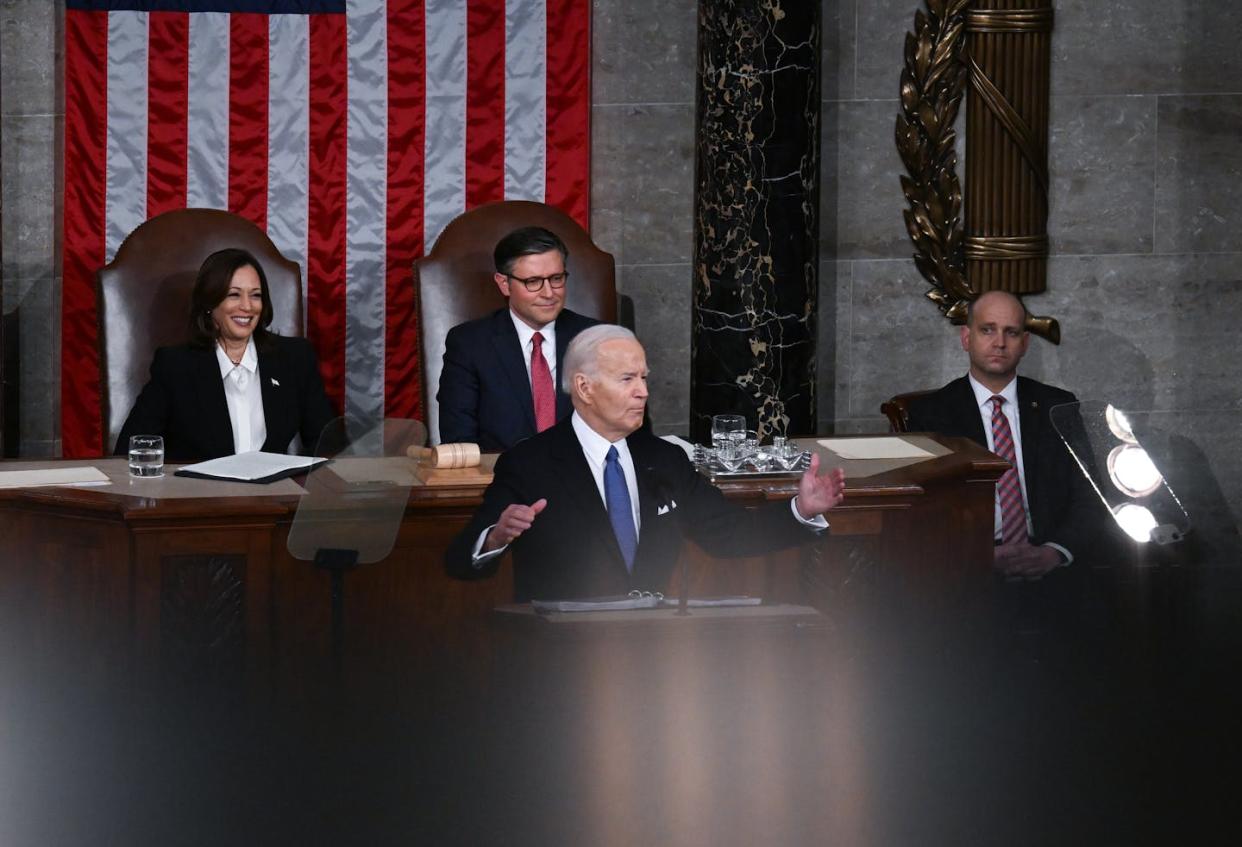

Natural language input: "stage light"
[1105,404,1138,444]
[1107,444,1163,499]
[1113,503,1158,543]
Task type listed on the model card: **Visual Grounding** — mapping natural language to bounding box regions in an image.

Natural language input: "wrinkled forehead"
[596,339,647,372]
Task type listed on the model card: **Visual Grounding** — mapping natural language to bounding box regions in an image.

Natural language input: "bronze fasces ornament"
[897,0,1060,343]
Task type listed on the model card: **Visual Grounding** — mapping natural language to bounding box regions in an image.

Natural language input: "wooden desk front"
[0,435,1004,682]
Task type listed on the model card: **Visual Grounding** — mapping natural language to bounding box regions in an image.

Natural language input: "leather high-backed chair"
[98,208,304,455]
[881,390,937,433]
[413,200,617,445]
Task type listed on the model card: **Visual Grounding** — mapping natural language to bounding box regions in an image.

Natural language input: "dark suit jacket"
[115,335,335,461]
[445,418,817,602]
[436,308,599,452]
[905,375,1098,557]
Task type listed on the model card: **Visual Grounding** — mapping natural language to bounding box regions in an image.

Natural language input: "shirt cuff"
[1042,541,1072,566]
[471,524,508,567]
[791,496,829,532]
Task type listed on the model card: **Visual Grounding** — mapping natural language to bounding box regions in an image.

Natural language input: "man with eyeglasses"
[437,226,600,451]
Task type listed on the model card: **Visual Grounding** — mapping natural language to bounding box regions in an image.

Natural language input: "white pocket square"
[657,500,677,516]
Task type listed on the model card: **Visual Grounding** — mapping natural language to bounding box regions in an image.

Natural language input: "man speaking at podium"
[446,325,845,602]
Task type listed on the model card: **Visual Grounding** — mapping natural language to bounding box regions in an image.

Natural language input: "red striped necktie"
[531,331,556,433]
[990,395,1029,544]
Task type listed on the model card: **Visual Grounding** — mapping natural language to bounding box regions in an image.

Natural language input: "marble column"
[690,0,820,442]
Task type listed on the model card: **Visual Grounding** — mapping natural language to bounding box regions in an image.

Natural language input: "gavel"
[405,442,481,469]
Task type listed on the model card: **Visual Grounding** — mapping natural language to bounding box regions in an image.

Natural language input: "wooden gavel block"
[406,442,482,469]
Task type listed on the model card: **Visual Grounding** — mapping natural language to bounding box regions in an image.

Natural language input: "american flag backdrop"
[62,0,591,457]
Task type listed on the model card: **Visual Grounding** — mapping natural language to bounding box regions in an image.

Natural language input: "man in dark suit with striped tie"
[905,291,1100,579]
[436,226,599,452]
[445,325,846,602]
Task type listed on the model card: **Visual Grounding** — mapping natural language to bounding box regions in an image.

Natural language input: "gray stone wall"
[826,0,1242,430]
[1,0,62,457]
[590,2,697,435]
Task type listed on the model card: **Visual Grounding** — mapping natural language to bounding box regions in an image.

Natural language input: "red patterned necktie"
[530,331,556,432]
[990,395,1029,544]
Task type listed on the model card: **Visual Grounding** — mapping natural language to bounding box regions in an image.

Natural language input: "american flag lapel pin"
[271,378,281,388]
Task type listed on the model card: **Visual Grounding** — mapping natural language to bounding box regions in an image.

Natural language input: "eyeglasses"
[507,271,569,292]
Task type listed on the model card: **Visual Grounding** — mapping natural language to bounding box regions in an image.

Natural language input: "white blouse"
[215,341,267,453]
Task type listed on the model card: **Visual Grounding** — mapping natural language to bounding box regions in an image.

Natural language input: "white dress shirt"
[570,412,642,534]
[472,412,827,564]
[967,374,1071,563]
[509,310,557,389]
[216,340,267,454]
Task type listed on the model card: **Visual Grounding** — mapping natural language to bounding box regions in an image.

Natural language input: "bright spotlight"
[1107,445,1163,498]
[1113,503,1158,543]
[1105,404,1138,444]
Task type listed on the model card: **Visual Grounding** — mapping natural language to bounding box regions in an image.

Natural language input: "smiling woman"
[114,249,335,461]
[188,249,276,352]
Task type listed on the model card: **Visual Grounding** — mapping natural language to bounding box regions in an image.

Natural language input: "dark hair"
[188,248,275,348]
[493,226,569,276]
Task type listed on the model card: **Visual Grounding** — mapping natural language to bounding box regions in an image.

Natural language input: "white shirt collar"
[967,373,1018,411]
[509,310,556,359]
[571,410,632,466]
[216,339,258,378]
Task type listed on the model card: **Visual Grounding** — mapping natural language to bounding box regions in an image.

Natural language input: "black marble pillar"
[691,0,821,442]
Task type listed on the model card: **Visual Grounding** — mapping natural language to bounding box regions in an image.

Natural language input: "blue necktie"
[604,446,638,572]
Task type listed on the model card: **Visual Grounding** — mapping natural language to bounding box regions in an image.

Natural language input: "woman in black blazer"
[115,248,335,461]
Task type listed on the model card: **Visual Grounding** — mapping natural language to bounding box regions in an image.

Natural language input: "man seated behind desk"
[436,226,600,451]
[905,290,1100,579]
[446,325,846,602]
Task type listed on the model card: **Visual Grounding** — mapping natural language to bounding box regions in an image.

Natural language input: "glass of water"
[710,415,746,449]
[128,435,165,478]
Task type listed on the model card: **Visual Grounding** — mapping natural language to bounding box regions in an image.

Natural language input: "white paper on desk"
[177,451,324,482]
[817,437,936,460]
[0,466,112,489]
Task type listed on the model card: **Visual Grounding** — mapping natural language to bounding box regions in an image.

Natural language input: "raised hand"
[794,452,846,520]
[483,498,548,552]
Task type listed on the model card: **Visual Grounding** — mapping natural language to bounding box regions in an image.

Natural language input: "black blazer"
[115,335,336,461]
[436,307,599,452]
[446,418,817,602]
[905,375,1099,556]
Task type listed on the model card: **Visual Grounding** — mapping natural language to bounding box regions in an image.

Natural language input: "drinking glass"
[710,415,746,449]
[128,435,165,478]
[715,442,747,472]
